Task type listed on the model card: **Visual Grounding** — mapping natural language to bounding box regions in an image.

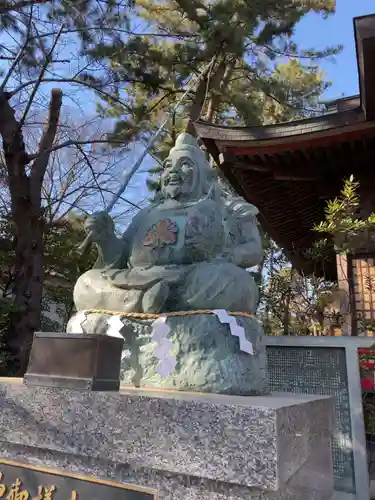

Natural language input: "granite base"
[0,380,335,499]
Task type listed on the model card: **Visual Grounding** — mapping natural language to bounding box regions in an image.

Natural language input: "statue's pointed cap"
[174,133,200,149]
[169,133,205,157]
[169,132,209,170]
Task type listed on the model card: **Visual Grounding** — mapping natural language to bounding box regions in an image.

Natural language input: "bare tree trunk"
[186,56,237,135]
[185,72,210,136]
[282,269,296,335]
[204,60,226,123]
[205,59,236,123]
[7,178,45,374]
[265,246,274,322]
[282,293,291,335]
[0,88,62,375]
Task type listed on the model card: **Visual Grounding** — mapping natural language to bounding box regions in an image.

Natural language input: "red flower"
[143,219,178,247]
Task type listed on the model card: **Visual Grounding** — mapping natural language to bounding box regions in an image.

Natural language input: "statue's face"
[161,153,196,199]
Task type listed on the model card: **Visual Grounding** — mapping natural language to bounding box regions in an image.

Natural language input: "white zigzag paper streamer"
[107,315,124,338]
[106,315,128,360]
[151,315,176,377]
[213,309,254,355]
[70,310,88,333]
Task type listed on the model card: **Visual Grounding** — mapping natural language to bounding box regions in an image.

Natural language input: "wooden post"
[336,253,353,336]
[347,253,375,337]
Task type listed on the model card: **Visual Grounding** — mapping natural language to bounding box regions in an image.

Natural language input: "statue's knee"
[184,265,259,313]
[142,281,169,314]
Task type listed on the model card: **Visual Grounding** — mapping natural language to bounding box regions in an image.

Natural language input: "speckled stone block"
[0,380,335,499]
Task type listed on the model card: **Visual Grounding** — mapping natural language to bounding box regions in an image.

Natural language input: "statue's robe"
[74,189,262,314]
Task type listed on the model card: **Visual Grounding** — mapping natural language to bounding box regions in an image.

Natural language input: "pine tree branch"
[172,0,208,29]
[0,0,48,15]
[13,26,134,45]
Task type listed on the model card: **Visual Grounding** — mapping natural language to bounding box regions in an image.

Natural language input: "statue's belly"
[128,208,223,267]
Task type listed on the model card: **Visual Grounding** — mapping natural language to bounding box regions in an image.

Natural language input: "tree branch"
[0,90,29,169]
[0,5,34,92]
[28,138,132,160]
[30,88,63,190]
[10,78,133,114]
[18,24,64,129]
[75,144,106,208]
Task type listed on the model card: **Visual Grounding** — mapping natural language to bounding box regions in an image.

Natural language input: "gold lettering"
[33,486,56,500]
[0,472,6,497]
[5,478,29,500]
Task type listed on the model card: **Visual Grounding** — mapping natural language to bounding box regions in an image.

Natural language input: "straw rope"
[83,309,254,320]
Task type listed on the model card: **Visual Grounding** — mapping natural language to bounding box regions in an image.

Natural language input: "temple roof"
[194,14,375,281]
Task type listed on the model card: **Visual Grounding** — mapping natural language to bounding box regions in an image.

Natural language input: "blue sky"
[294,1,375,100]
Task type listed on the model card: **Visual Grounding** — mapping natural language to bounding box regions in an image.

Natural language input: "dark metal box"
[23,332,124,391]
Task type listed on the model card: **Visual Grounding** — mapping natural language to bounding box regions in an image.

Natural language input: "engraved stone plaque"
[267,345,355,494]
[0,459,157,499]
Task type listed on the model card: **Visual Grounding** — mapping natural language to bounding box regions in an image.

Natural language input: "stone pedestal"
[0,380,335,500]
[67,312,269,396]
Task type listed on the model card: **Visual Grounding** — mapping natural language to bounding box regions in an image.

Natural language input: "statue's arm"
[120,208,143,244]
[92,235,129,270]
[116,207,148,264]
[93,208,147,270]
[221,200,263,268]
[231,216,264,269]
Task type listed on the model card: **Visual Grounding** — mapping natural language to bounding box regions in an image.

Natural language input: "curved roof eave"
[194,108,370,148]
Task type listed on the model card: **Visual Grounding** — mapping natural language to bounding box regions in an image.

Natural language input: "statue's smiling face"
[161,154,195,199]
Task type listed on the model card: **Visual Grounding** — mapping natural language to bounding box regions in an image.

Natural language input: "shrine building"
[194,14,375,336]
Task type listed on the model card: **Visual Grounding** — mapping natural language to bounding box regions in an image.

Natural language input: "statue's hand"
[84,211,114,239]
[78,211,115,253]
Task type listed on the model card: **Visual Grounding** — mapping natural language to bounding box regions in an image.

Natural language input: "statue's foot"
[142,281,169,314]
